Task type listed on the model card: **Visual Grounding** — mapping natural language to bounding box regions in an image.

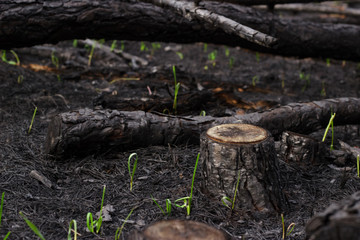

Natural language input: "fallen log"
[44,97,360,158]
[1,1,360,60]
[305,191,360,240]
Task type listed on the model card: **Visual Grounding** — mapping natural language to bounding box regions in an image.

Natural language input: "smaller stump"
[200,124,287,212]
[129,220,228,240]
[279,131,319,168]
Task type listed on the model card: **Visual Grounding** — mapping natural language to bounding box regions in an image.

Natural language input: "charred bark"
[0,1,360,60]
[44,97,360,158]
[129,220,229,240]
[200,124,288,212]
[306,191,360,240]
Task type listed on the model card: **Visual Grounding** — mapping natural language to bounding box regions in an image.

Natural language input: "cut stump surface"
[129,220,228,240]
[201,124,288,212]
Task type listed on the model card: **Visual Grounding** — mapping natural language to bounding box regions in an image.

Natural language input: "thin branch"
[141,0,278,48]
[197,0,360,6]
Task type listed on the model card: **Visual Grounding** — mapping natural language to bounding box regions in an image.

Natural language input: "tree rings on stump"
[200,124,287,212]
[129,220,228,240]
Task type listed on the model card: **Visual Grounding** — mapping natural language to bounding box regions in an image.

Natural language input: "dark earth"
[1,39,360,239]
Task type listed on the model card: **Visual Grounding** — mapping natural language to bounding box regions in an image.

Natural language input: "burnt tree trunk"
[1,1,360,60]
[44,97,360,158]
[129,220,229,240]
[306,191,360,240]
[200,124,288,212]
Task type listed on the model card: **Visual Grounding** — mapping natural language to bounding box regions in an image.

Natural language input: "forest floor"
[1,40,360,240]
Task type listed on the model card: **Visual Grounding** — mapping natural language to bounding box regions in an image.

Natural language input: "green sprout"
[72,39,78,48]
[255,52,260,62]
[221,170,241,210]
[0,193,11,240]
[326,58,331,67]
[225,47,230,57]
[151,42,161,55]
[17,75,24,84]
[252,75,259,87]
[110,40,117,52]
[120,40,125,52]
[151,195,172,216]
[281,213,295,239]
[200,110,206,116]
[140,42,148,52]
[86,185,106,234]
[320,81,326,97]
[176,52,184,60]
[114,207,136,240]
[174,153,200,215]
[19,212,45,240]
[322,112,336,150]
[67,220,78,240]
[88,40,96,66]
[128,153,138,191]
[51,51,61,82]
[229,57,234,69]
[28,106,37,134]
[172,65,181,114]
[1,50,20,66]
[208,50,217,67]
[300,72,311,92]
[203,43,208,53]
[357,155,359,178]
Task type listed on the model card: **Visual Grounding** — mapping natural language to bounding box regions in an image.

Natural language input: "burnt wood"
[200,124,288,212]
[306,191,360,240]
[0,1,360,60]
[44,97,360,158]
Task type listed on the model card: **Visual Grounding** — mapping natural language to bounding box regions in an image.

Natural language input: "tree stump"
[306,191,360,240]
[129,220,228,240]
[200,123,288,212]
[279,131,320,168]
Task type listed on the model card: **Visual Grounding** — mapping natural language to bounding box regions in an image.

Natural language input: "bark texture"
[279,131,321,168]
[306,191,360,240]
[129,220,229,240]
[200,124,288,212]
[0,1,360,60]
[44,97,360,158]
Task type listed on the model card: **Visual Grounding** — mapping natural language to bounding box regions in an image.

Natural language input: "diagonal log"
[45,97,360,158]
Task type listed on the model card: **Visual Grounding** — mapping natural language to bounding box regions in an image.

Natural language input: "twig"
[29,170,54,189]
[141,0,278,48]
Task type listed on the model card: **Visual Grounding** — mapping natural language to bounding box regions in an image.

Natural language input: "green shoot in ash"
[86,185,106,234]
[172,65,181,114]
[322,112,336,150]
[281,213,295,239]
[151,195,172,216]
[114,207,136,240]
[28,106,38,134]
[221,169,241,210]
[19,212,46,240]
[174,153,200,215]
[0,192,11,240]
[128,153,138,191]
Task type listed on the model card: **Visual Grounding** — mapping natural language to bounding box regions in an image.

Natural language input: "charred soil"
[1,40,360,239]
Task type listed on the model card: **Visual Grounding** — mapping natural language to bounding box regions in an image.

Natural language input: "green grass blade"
[28,107,38,134]
[86,212,94,233]
[67,220,77,240]
[150,195,165,215]
[3,231,11,240]
[221,196,233,209]
[19,212,46,240]
[128,153,138,191]
[0,192,4,228]
[114,207,136,240]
